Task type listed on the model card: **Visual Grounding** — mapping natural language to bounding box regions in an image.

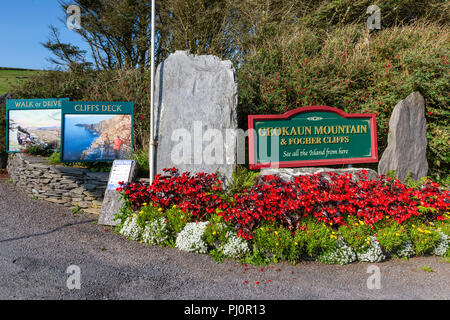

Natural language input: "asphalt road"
[0,179,449,300]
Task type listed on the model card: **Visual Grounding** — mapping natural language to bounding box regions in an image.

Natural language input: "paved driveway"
[0,180,448,300]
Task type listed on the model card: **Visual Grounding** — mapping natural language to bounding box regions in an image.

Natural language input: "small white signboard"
[98,160,136,226]
[107,160,134,190]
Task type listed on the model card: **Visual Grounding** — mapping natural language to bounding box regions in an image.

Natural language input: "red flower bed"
[118,168,223,221]
[117,168,450,240]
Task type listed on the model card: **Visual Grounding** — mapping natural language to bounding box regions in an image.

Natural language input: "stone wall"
[7,153,108,214]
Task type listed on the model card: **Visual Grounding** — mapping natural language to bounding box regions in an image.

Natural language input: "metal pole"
[149,0,155,185]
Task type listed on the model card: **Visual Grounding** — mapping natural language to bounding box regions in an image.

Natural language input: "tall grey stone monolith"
[153,50,238,183]
[378,92,428,181]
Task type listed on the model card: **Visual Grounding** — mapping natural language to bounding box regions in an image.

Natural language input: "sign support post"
[149,0,156,185]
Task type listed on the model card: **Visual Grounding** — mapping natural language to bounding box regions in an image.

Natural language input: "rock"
[47,198,66,204]
[92,200,103,207]
[73,201,89,208]
[50,166,87,176]
[154,50,238,184]
[84,208,101,215]
[378,92,428,181]
[72,187,85,195]
[258,167,378,183]
[81,183,97,190]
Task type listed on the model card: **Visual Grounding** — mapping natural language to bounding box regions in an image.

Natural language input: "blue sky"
[0,0,91,70]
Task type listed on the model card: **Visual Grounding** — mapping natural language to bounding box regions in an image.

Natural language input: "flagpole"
[149,0,155,185]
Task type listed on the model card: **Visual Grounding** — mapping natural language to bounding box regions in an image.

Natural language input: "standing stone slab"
[154,50,238,184]
[98,160,137,226]
[378,92,428,181]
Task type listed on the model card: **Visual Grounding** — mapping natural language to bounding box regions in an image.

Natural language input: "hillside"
[0,68,41,95]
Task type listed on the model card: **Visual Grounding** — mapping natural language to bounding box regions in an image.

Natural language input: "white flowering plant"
[175,221,210,253]
[119,215,144,241]
[431,230,449,256]
[142,217,170,245]
[394,239,415,258]
[356,236,386,263]
[317,238,357,265]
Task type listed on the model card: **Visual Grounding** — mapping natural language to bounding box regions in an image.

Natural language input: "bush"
[253,221,301,263]
[339,217,375,251]
[23,143,53,157]
[377,222,410,255]
[48,152,61,164]
[115,169,450,265]
[132,147,149,177]
[237,22,450,181]
[228,166,260,195]
[409,222,442,255]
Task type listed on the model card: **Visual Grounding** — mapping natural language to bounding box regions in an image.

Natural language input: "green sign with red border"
[248,106,378,169]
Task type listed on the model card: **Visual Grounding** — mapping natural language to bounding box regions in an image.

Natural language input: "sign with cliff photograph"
[61,101,133,162]
[6,98,69,153]
[248,106,378,169]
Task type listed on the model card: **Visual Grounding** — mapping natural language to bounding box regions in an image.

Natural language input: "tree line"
[44,0,449,71]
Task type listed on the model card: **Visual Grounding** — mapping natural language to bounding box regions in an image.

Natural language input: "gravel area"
[0,179,449,300]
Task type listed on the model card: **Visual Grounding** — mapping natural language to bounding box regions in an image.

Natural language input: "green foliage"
[420,265,434,272]
[71,204,83,214]
[203,215,234,248]
[385,170,398,180]
[237,22,450,179]
[241,245,272,266]
[165,205,190,235]
[228,166,260,194]
[409,223,442,255]
[253,222,303,264]
[48,152,61,165]
[377,222,409,254]
[208,249,225,263]
[132,147,149,177]
[296,218,338,257]
[88,163,111,173]
[135,204,162,227]
[24,143,53,157]
[438,218,450,237]
[338,217,374,251]
[403,173,430,189]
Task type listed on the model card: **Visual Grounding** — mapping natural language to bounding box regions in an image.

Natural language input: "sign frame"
[60,101,134,163]
[5,98,69,153]
[248,106,378,169]
[106,160,135,191]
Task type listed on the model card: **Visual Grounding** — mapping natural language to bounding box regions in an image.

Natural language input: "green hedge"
[3,22,448,183]
[237,22,449,183]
